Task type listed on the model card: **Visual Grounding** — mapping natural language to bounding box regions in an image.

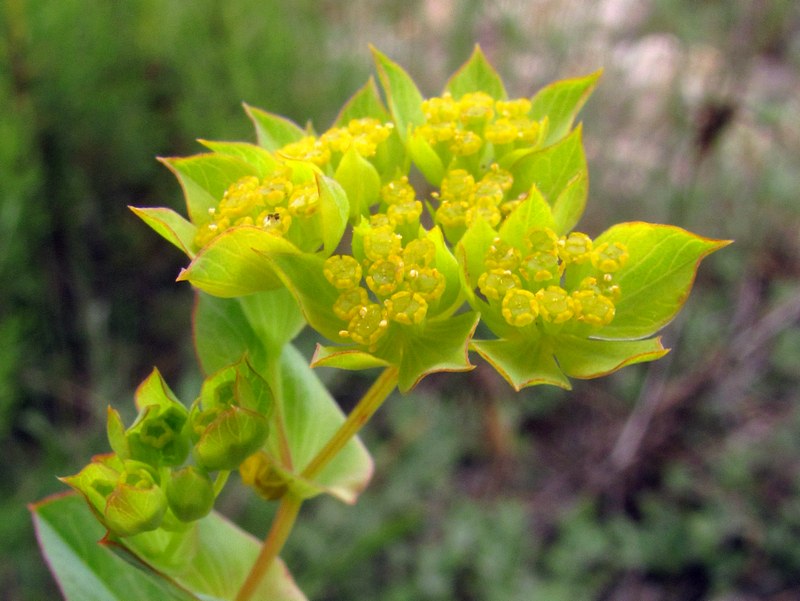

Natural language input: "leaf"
[334,77,391,125]
[32,493,197,601]
[445,45,507,100]
[498,185,556,249]
[508,125,587,208]
[371,46,425,143]
[566,222,731,340]
[554,335,669,378]
[198,140,279,177]
[315,173,350,256]
[395,311,479,392]
[31,493,307,601]
[471,335,571,391]
[134,367,182,412]
[160,154,258,226]
[407,129,445,186]
[333,146,382,221]
[244,104,307,151]
[551,171,588,235]
[193,293,268,375]
[310,345,392,371]
[261,252,343,342]
[129,206,198,258]
[530,70,602,147]
[178,226,299,297]
[268,344,374,503]
[237,289,306,360]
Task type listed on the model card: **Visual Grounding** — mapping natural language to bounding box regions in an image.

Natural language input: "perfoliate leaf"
[236,288,305,361]
[245,103,307,151]
[129,206,197,258]
[178,226,299,297]
[32,493,307,601]
[530,70,602,147]
[371,46,425,143]
[31,494,200,601]
[193,293,268,375]
[471,335,571,391]
[565,222,732,340]
[445,45,507,100]
[160,154,257,226]
[554,335,669,378]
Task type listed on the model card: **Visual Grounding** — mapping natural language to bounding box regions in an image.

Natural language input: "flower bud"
[103,462,167,537]
[192,406,269,472]
[165,466,215,522]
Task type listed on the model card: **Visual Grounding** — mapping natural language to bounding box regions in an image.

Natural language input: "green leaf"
[244,104,307,151]
[134,368,182,412]
[310,345,392,371]
[566,222,732,340]
[32,493,307,601]
[31,493,199,601]
[178,227,299,297]
[471,335,571,391]
[395,311,479,392]
[334,77,391,125]
[334,146,382,221]
[554,335,669,378]
[371,46,425,143]
[508,125,587,210]
[129,206,197,258]
[407,129,445,186]
[160,154,258,226]
[315,173,350,255]
[261,252,343,342]
[498,185,556,249]
[237,288,305,360]
[551,171,588,235]
[198,140,279,177]
[193,293,268,375]
[530,70,602,147]
[445,45,507,100]
[267,344,374,503]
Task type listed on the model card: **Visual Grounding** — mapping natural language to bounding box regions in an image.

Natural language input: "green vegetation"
[4,1,800,599]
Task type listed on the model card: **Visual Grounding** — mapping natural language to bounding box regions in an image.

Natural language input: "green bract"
[47,45,731,601]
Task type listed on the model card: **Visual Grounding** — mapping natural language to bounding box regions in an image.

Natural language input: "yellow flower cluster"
[280,117,394,167]
[194,167,318,248]
[323,219,446,350]
[434,165,518,237]
[417,92,541,156]
[476,227,629,330]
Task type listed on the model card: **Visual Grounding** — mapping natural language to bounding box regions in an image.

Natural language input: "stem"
[235,366,398,600]
[301,366,399,481]
[235,494,303,601]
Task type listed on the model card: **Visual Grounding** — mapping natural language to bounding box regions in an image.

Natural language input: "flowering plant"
[32,47,729,601]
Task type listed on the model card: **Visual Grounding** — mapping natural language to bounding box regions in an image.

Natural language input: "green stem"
[235,494,303,601]
[301,365,399,481]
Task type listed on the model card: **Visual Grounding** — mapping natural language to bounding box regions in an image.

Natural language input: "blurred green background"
[3,1,800,599]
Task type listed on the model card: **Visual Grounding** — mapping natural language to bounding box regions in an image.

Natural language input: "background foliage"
[3,1,800,599]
